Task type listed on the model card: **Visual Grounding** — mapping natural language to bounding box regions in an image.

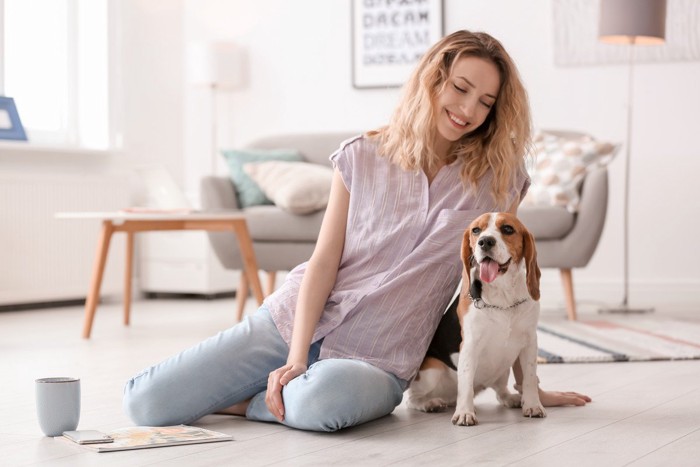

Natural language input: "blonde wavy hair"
[370,30,532,207]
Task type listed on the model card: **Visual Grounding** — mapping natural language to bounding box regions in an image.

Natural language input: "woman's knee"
[282,360,404,432]
[123,371,186,426]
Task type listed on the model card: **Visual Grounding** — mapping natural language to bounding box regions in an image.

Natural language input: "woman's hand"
[539,388,591,407]
[265,363,307,422]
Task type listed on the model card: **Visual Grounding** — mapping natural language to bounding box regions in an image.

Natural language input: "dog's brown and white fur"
[406,212,546,426]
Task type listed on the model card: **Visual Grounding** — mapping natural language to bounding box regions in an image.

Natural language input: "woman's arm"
[288,169,349,365]
[265,169,350,421]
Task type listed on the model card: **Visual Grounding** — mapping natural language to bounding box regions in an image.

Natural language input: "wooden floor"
[2,296,700,466]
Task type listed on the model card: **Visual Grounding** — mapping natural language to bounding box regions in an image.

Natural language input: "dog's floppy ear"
[457,228,474,321]
[461,228,473,287]
[523,229,541,301]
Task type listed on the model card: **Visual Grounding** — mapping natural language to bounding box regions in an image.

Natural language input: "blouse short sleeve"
[511,161,531,208]
[329,135,363,193]
[519,173,531,203]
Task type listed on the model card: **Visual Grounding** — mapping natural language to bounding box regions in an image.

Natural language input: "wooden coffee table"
[56,211,264,338]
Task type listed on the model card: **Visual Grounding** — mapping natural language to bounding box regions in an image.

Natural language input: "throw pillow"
[522,131,619,212]
[243,161,333,214]
[220,149,303,208]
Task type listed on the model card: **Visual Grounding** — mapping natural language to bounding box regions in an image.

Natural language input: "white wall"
[118,0,184,187]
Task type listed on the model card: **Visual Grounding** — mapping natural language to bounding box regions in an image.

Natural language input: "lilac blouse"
[265,135,530,381]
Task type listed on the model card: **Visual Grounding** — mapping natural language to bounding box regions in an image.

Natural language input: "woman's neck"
[424,133,457,185]
[434,134,453,161]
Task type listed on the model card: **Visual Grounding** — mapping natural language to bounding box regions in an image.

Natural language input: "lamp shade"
[599,0,666,44]
[186,42,245,90]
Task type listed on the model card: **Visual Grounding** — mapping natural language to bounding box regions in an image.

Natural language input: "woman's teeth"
[449,111,467,127]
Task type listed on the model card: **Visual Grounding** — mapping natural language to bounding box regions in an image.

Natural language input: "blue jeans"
[123,307,407,432]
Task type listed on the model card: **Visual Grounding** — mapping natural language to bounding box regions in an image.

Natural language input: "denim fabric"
[123,307,406,432]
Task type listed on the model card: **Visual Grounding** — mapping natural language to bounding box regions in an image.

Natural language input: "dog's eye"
[471,227,481,235]
[501,225,515,235]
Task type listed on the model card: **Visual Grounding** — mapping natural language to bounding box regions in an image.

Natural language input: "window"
[0,0,111,149]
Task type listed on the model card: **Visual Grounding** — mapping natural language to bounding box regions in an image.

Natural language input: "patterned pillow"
[220,149,303,208]
[522,131,619,212]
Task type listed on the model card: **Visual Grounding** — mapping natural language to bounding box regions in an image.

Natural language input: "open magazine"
[61,425,232,453]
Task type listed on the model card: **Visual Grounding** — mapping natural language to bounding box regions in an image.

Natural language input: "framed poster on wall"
[351,0,444,89]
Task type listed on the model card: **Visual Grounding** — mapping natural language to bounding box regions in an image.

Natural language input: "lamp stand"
[210,83,218,174]
[600,38,653,315]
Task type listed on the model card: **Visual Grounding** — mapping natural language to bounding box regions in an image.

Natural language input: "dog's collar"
[467,293,530,310]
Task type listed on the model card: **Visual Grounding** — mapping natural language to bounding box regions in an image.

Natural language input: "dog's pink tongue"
[479,258,499,283]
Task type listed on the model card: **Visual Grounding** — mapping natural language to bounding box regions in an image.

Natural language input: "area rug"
[537,317,700,363]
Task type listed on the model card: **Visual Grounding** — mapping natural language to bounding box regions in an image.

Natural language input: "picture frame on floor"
[0,96,28,141]
[351,0,444,89]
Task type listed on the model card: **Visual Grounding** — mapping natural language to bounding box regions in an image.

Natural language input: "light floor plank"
[1,297,699,466]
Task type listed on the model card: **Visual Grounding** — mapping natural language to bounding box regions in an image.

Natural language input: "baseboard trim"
[0,299,85,312]
[538,278,700,313]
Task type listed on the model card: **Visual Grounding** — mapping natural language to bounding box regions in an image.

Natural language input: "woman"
[124,30,589,432]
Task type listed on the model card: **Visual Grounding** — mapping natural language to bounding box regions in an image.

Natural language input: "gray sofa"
[201,133,607,321]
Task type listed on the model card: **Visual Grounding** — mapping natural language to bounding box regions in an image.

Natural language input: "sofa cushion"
[243,161,333,214]
[220,148,303,208]
[244,205,325,242]
[519,206,576,240]
[522,130,618,213]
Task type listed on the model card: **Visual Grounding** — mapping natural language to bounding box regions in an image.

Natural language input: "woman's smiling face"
[434,56,501,145]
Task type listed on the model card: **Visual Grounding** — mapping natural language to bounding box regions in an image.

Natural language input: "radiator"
[0,174,129,306]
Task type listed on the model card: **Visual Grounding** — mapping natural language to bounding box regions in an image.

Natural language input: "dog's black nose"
[478,236,496,251]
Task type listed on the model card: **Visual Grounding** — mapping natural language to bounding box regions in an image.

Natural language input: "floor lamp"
[187,42,245,174]
[598,0,666,313]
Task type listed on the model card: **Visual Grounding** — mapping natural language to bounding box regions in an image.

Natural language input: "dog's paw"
[501,393,522,408]
[414,398,449,413]
[407,398,449,413]
[451,411,478,426]
[423,398,450,413]
[522,405,547,419]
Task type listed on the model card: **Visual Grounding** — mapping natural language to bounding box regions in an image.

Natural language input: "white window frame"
[0,0,121,150]
[0,4,4,93]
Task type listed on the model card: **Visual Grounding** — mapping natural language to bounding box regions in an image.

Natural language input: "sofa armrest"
[535,167,608,269]
[200,176,240,210]
[565,167,608,265]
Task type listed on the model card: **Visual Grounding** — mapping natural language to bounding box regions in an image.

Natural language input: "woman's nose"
[459,97,477,119]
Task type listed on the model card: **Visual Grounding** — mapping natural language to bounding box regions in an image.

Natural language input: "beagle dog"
[406,212,546,426]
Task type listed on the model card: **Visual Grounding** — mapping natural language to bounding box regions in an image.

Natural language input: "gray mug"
[35,377,81,437]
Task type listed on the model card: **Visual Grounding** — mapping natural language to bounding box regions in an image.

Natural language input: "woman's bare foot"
[216,399,251,417]
[539,389,591,407]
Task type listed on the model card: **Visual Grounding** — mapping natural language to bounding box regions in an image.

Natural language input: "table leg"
[232,220,264,304]
[82,221,114,338]
[124,231,134,325]
[236,273,249,322]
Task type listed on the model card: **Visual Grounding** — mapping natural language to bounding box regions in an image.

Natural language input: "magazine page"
[61,425,233,453]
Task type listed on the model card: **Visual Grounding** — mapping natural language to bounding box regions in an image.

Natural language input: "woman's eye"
[501,225,514,235]
[480,101,493,109]
[454,84,467,93]
[471,227,481,235]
